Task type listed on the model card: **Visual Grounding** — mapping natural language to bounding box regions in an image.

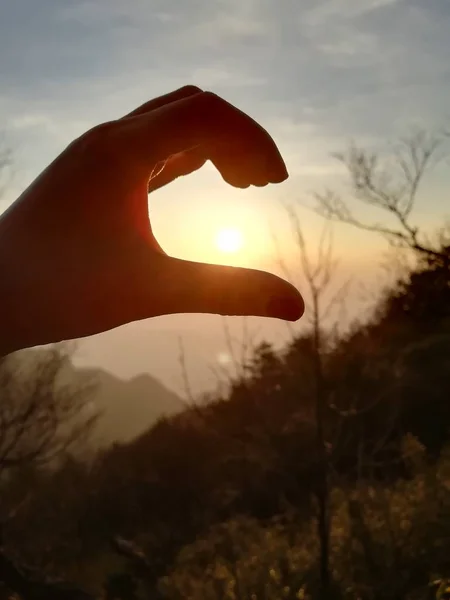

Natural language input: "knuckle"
[180,84,202,95]
[82,121,116,144]
[72,121,119,156]
[201,90,220,103]
[200,91,226,113]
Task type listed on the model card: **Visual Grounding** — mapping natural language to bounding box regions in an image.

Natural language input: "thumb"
[153,256,304,321]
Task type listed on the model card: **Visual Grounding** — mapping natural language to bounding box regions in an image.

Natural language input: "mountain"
[8,348,184,448]
[79,368,184,447]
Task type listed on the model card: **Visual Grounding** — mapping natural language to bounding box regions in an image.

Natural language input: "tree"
[314,130,450,261]
[0,346,98,479]
[274,207,350,598]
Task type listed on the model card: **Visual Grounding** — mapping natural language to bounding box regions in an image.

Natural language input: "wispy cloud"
[1,0,450,188]
[305,0,401,25]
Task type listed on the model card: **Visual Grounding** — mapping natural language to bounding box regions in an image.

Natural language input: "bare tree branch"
[0,347,98,474]
[280,206,344,597]
[314,131,448,260]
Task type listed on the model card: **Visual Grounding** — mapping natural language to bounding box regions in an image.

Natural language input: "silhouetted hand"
[0,86,304,355]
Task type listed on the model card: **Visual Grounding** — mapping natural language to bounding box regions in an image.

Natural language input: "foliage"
[156,441,450,600]
[3,133,450,598]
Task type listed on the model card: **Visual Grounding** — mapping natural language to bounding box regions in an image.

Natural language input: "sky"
[1,0,450,395]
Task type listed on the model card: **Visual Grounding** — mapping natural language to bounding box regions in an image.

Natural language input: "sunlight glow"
[215,228,243,254]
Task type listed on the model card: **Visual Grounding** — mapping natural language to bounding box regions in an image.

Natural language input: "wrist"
[0,265,22,356]
[0,220,30,356]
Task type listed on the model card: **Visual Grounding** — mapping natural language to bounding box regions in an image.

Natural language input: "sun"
[215,228,244,254]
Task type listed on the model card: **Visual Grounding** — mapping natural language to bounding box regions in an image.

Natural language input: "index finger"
[116,92,289,188]
[121,85,203,119]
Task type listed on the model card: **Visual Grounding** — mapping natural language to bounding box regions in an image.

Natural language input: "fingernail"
[267,294,304,321]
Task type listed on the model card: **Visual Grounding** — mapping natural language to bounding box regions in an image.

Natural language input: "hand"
[0,86,304,355]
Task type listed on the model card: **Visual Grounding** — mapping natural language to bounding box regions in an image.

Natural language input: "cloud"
[189,67,267,88]
[2,0,450,385]
[1,0,450,192]
[304,0,401,25]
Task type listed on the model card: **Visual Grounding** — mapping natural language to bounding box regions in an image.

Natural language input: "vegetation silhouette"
[2,130,450,598]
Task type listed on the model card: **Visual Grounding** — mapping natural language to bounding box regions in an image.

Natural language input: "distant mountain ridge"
[78,367,184,446]
[11,348,185,448]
